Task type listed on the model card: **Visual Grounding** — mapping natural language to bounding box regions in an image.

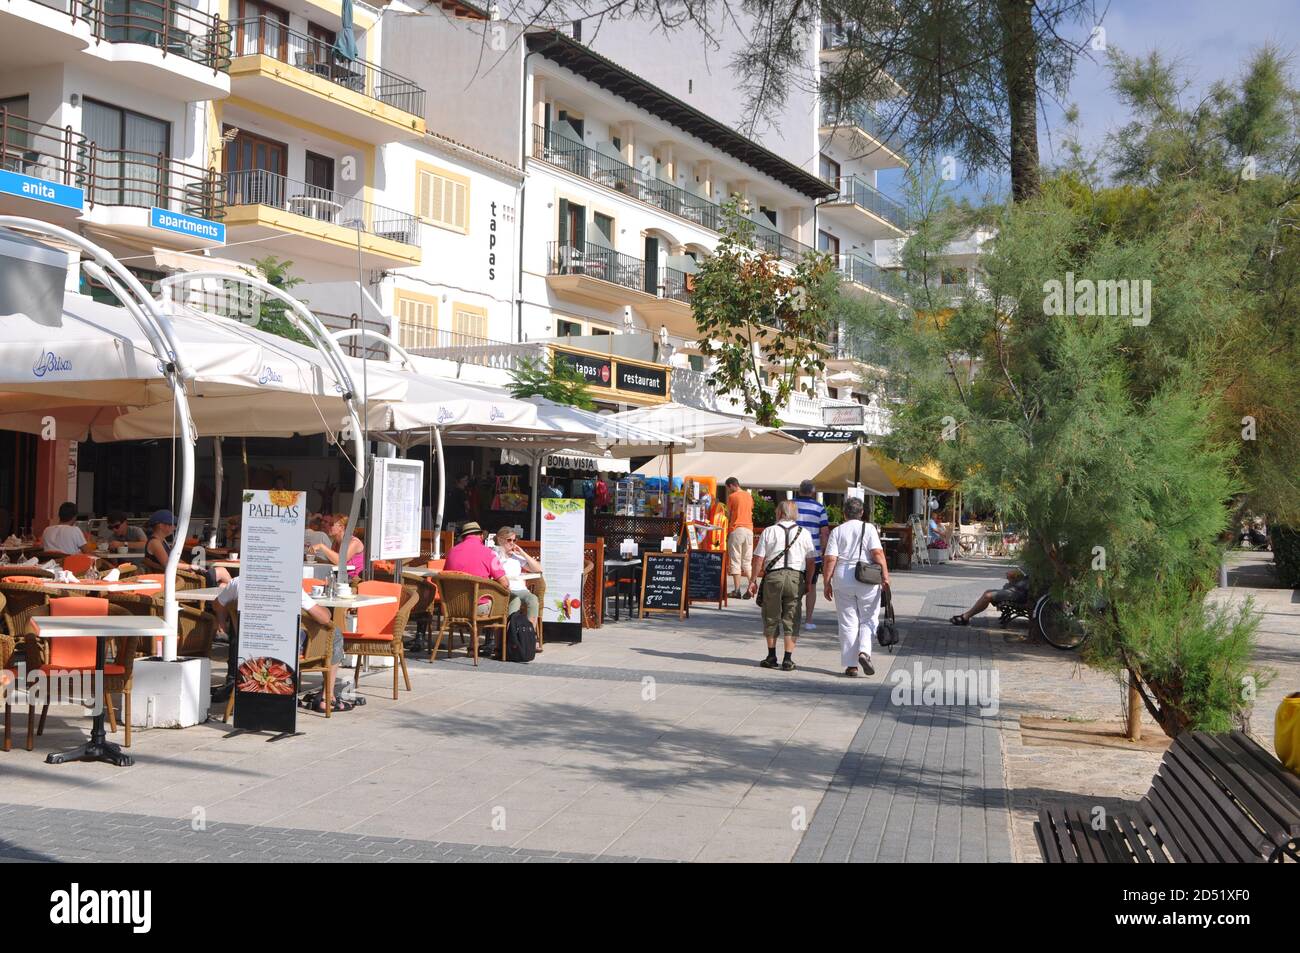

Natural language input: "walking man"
[823,497,890,676]
[794,480,830,630]
[725,476,755,598]
[750,500,815,670]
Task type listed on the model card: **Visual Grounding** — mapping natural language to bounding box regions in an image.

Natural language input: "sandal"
[950,615,969,626]
[315,695,354,713]
[845,667,859,677]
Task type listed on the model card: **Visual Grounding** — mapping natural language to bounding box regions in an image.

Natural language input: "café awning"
[635,442,898,496]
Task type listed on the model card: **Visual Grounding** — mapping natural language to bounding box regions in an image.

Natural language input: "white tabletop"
[174,586,225,602]
[42,580,162,593]
[605,559,641,567]
[311,594,397,609]
[95,551,147,561]
[31,616,172,639]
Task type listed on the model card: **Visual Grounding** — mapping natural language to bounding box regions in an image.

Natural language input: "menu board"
[540,498,585,642]
[373,457,423,561]
[640,552,689,620]
[687,549,727,609]
[234,489,306,734]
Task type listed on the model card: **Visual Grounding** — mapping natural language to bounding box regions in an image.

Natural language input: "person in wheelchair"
[950,568,1029,625]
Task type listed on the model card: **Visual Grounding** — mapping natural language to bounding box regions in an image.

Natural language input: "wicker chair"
[344,581,417,699]
[222,610,336,721]
[24,601,139,749]
[106,585,216,659]
[0,566,54,581]
[141,555,205,590]
[408,559,445,645]
[0,578,51,656]
[432,571,510,666]
[1,594,11,752]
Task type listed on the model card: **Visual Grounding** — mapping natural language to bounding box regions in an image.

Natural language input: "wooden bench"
[1036,730,1300,862]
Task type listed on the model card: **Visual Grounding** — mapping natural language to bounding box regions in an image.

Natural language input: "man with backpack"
[750,500,816,671]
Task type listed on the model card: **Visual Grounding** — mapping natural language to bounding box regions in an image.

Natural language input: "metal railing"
[224,168,419,244]
[317,311,390,360]
[87,146,223,218]
[835,253,895,298]
[547,240,649,294]
[821,100,905,156]
[824,174,908,229]
[402,332,538,371]
[0,108,89,188]
[88,0,231,71]
[660,265,694,304]
[532,124,813,264]
[230,16,424,115]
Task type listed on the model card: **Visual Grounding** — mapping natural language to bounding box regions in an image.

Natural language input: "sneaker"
[859,652,874,676]
[804,621,817,631]
[781,659,797,672]
[760,657,779,669]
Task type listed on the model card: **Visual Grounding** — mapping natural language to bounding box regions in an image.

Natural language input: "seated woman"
[145,509,232,587]
[310,514,365,579]
[950,568,1029,625]
[492,525,542,633]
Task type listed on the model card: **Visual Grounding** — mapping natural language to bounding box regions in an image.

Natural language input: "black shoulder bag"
[853,520,884,585]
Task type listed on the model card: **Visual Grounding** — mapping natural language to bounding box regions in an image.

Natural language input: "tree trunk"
[999,0,1041,202]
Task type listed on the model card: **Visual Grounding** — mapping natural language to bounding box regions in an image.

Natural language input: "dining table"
[40,579,161,594]
[29,615,171,766]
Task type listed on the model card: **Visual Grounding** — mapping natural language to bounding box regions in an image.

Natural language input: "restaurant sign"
[553,348,611,387]
[551,346,669,403]
[233,489,306,734]
[783,428,860,443]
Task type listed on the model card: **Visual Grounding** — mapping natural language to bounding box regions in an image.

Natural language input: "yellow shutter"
[396,293,438,349]
[415,163,470,232]
[451,303,488,344]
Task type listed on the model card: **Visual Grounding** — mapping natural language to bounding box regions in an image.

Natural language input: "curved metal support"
[160,272,368,586]
[432,426,445,558]
[0,216,194,661]
[328,328,415,370]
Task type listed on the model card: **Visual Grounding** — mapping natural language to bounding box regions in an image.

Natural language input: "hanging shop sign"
[550,344,671,404]
[782,428,860,443]
[822,404,866,427]
[150,207,226,244]
[0,170,84,211]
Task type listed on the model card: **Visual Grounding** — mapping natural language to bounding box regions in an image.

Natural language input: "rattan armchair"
[0,578,50,655]
[344,582,417,699]
[0,566,54,580]
[106,589,216,659]
[1,595,11,752]
[432,571,510,666]
[141,555,206,590]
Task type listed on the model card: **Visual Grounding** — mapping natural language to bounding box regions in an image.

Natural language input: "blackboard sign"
[640,552,689,619]
[687,549,728,609]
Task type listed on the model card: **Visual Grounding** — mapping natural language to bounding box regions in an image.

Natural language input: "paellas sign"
[540,497,585,642]
[233,488,306,734]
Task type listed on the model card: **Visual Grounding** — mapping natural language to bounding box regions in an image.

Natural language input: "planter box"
[128,657,211,728]
[927,546,951,563]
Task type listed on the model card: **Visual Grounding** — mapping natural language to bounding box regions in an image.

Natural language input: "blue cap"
[148,509,177,526]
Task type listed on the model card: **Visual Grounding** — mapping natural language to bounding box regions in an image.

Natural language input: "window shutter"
[396,295,437,349]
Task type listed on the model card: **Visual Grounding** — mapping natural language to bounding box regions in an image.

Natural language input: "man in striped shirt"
[794,480,831,629]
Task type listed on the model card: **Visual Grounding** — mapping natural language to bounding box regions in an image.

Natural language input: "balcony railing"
[660,266,694,304]
[88,0,231,71]
[231,16,424,115]
[0,108,89,188]
[532,124,813,265]
[87,146,223,218]
[225,168,418,245]
[821,100,905,156]
[317,311,390,360]
[835,253,895,298]
[402,331,536,371]
[825,175,908,229]
[548,240,649,295]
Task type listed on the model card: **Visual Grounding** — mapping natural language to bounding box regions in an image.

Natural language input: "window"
[688,354,704,372]
[590,326,612,336]
[416,163,469,233]
[395,291,439,350]
[593,212,614,247]
[556,318,583,338]
[235,0,289,58]
[819,154,840,185]
[83,99,170,209]
[451,302,488,344]
[818,230,840,256]
[759,206,777,226]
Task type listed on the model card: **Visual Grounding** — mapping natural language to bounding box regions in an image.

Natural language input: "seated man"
[950,568,1029,625]
[444,521,507,614]
[42,502,97,555]
[212,575,338,708]
[100,511,147,550]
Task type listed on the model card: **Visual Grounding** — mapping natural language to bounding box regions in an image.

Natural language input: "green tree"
[241,255,310,345]
[691,199,836,427]
[508,353,597,410]
[847,47,1299,735]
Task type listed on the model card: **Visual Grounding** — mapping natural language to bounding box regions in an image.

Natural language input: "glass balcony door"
[84,99,170,209]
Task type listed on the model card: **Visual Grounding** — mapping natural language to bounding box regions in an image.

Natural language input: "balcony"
[229,17,425,142]
[532,124,813,265]
[820,101,907,170]
[0,0,95,69]
[835,253,898,302]
[223,168,421,268]
[545,239,657,308]
[820,174,908,239]
[0,108,89,222]
[82,146,225,244]
[637,263,697,337]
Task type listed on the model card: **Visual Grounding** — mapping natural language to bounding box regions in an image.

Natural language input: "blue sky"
[878,0,1300,203]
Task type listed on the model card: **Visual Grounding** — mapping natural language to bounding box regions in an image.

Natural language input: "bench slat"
[1145,787,1217,862]
[1165,745,1269,859]
[1036,807,1067,863]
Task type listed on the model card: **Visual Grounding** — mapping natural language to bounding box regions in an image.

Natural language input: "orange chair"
[24,597,137,749]
[344,581,417,699]
[1,592,12,752]
[62,554,96,576]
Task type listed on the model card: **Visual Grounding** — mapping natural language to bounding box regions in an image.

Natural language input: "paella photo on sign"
[236,657,295,695]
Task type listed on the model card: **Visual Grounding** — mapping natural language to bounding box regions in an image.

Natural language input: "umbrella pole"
[210,436,222,547]
[665,445,673,517]
[530,453,541,539]
[433,426,445,559]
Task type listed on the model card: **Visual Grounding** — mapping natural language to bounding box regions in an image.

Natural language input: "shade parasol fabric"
[602,402,802,454]
[635,443,898,496]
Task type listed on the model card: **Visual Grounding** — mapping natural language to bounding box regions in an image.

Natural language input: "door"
[303,151,335,219]
[557,198,586,272]
[236,0,289,58]
[224,128,287,207]
[643,235,659,294]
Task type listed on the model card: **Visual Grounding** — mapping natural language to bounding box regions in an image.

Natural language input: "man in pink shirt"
[444,521,507,582]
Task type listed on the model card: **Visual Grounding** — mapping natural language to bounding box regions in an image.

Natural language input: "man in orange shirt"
[725,476,755,598]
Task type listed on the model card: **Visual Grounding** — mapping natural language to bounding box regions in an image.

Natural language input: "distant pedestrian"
[725,476,755,597]
[823,496,889,677]
[793,480,830,629]
[751,499,815,671]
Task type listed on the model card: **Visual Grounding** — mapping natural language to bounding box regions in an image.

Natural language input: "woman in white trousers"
[823,497,891,677]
